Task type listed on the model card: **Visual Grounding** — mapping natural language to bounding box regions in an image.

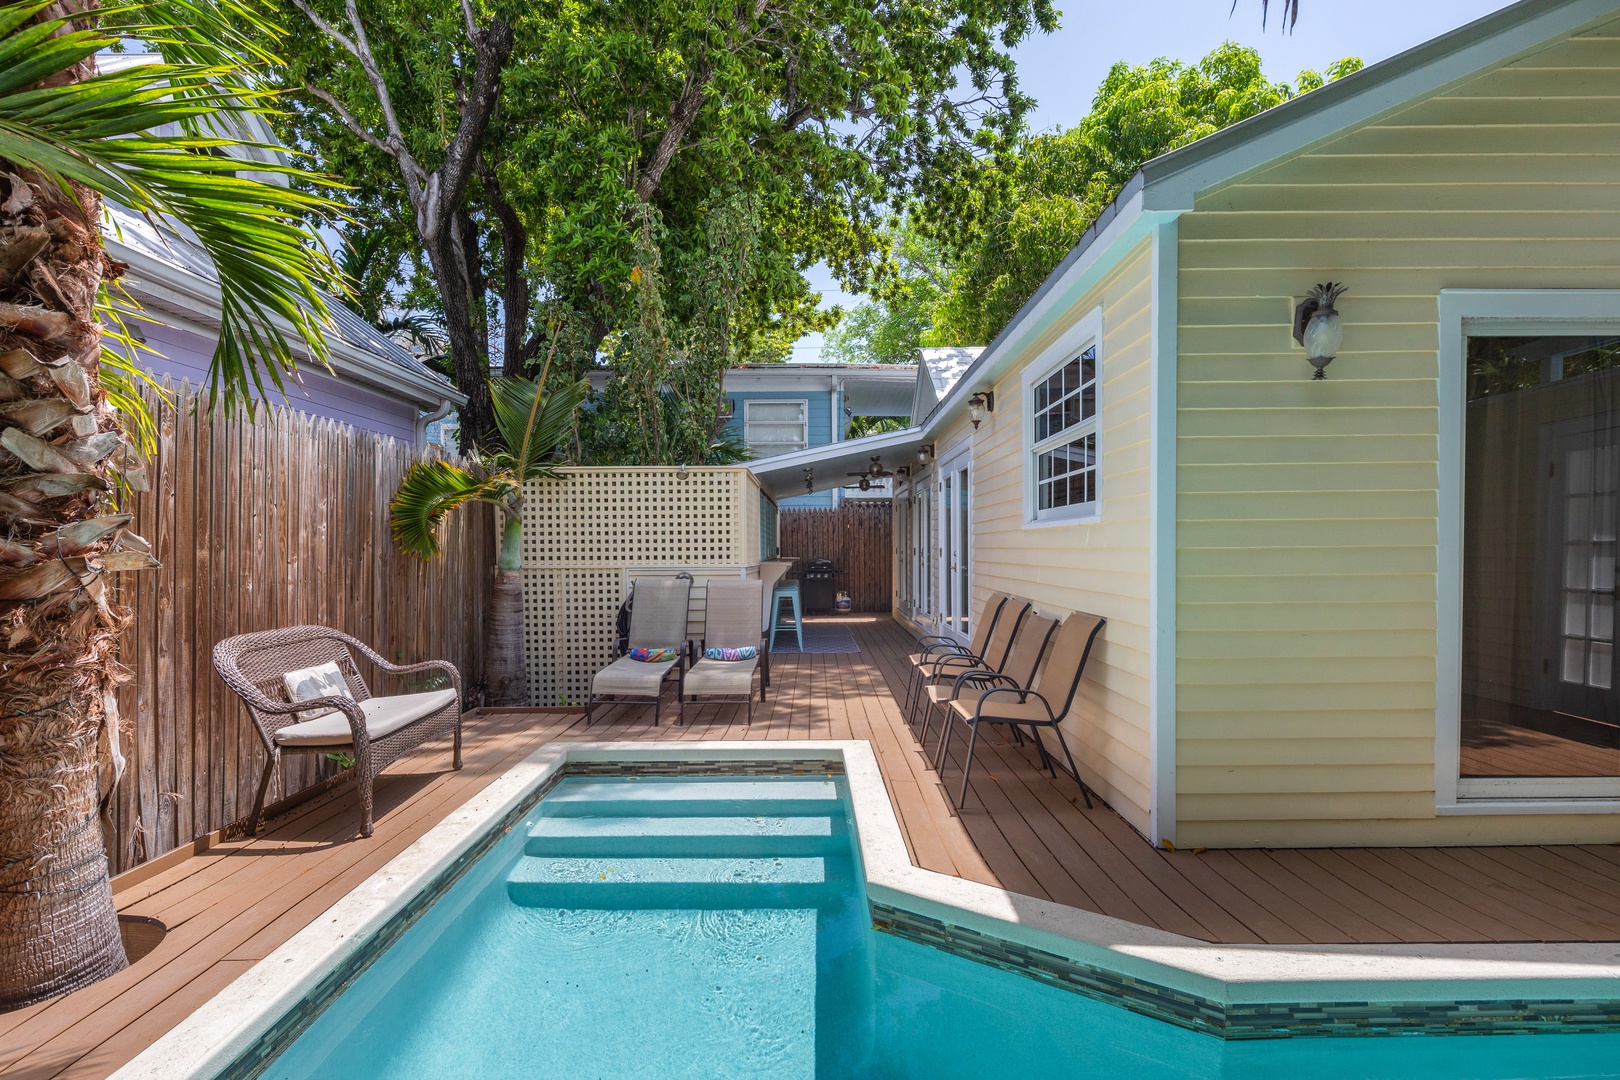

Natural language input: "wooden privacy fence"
[778,502,892,613]
[106,382,494,874]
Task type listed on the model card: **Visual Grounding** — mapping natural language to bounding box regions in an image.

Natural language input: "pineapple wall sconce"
[1292,282,1347,380]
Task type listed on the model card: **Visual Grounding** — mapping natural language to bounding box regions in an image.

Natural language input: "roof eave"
[1138,0,1620,211]
[110,241,465,411]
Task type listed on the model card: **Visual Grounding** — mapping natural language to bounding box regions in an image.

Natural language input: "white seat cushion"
[274,689,458,747]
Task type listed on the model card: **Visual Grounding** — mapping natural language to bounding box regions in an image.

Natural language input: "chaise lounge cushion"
[273,688,458,747]
[592,655,678,697]
[683,655,758,697]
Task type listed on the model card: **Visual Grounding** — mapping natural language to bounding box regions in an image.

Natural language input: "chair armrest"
[921,641,974,658]
[945,669,1015,697]
[915,634,955,647]
[973,687,1054,722]
[348,639,462,697]
[926,651,986,678]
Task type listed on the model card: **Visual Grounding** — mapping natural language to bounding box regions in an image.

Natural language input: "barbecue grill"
[801,558,842,613]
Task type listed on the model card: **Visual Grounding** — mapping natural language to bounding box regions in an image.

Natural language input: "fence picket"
[105,383,493,874]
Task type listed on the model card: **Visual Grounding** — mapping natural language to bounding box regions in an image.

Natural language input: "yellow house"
[751,0,1620,850]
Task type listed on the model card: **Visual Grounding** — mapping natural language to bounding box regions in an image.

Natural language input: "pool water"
[263,775,1620,1080]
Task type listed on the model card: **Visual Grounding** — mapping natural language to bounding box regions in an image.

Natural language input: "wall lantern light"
[917,443,934,466]
[896,465,910,480]
[676,463,690,481]
[967,391,995,429]
[1292,282,1348,380]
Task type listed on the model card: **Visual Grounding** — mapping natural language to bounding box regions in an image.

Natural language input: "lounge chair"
[926,613,1057,768]
[585,577,693,724]
[212,625,463,839]
[945,610,1105,809]
[906,593,1028,725]
[680,579,766,723]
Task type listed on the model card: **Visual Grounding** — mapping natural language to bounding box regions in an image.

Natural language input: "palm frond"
[488,377,588,480]
[389,460,500,560]
[0,0,341,412]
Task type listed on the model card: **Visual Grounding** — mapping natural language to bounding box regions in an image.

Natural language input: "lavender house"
[104,208,462,448]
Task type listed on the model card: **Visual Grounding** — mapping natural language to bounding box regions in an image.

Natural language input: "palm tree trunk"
[485,509,525,706]
[0,28,132,1008]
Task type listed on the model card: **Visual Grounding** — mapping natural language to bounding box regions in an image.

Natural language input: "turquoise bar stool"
[770,581,803,652]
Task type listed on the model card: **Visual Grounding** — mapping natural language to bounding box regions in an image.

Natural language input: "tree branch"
[287,0,360,58]
[479,155,530,377]
[435,20,514,231]
[302,83,392,157]
[633,69,713,202]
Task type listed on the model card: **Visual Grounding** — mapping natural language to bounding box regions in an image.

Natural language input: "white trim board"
[1148,220,1178,848]
[1435,289,1620,814]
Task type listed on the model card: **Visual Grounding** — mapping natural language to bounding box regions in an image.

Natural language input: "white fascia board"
[110,242,463,410]
[747,426,923,500]
[723,371,839,394]
[918,187,1176,442]
[1140,0,1620,211]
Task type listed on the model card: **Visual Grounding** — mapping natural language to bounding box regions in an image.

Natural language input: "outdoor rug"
[769,622,860,655]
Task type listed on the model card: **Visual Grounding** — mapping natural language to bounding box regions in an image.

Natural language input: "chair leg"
[1027,725,1056,775]
[357,766,375,838]
[957,722,981,809]
[452,714,464,770]
[247,748,278,837]
[933,708,956,772]
[1049,723,1093,809]
[584,690,594,724]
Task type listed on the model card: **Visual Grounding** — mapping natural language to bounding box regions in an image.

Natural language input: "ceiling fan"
[845,456,893,491]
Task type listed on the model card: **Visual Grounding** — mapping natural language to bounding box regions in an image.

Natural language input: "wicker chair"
[213,626,464,839]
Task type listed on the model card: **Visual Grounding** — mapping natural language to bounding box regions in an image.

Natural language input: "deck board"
[6,615,1620,1078]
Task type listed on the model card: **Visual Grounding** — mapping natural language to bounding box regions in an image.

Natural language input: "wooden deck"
[5,616,1620,1078]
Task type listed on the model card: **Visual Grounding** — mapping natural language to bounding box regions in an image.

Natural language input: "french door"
[1459,330,1620,797]
[935,445,972,642]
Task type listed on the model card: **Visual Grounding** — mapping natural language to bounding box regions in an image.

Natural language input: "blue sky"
[790,0,1515,361]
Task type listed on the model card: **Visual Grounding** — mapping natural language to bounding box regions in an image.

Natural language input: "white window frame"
[1023,306,1104,527]
[743,399,810,457]
[1437,289,1620,813]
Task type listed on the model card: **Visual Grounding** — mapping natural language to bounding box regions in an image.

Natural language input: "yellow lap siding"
[968,240,1157,834]
[1173,22,1620,846]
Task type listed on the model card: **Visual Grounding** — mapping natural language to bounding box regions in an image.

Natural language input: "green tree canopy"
[268,0,1059,449]
[854,43,1361,351]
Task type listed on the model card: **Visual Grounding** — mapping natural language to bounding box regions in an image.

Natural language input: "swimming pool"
[253,772,1620,1080]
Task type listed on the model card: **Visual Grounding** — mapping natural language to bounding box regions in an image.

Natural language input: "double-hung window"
[744,400,809,457]
[1026,326,1100,523]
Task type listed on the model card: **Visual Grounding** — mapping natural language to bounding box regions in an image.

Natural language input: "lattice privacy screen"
[519,468,772,705]
[521,468,761,567]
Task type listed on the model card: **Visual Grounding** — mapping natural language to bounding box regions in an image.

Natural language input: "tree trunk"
[422,224,495,452]
[485,510,526,705]
[0,40,136,1005]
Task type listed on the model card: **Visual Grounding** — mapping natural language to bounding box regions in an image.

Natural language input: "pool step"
[540,778,840,818]
[505,855,849,909]
[526,815,847,858]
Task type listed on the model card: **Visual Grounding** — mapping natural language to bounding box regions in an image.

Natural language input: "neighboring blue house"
[585,363,916,507]
[720,364,914,507]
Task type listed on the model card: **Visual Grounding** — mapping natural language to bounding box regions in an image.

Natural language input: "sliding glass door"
[1461,332,1620,797]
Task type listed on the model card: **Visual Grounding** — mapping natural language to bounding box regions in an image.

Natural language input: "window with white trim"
[743,400,809,457]
[1029,344,1099,520]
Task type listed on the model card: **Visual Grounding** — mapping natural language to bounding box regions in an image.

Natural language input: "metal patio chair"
[945,610,1106,810]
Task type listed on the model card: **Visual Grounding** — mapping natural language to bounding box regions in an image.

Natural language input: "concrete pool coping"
[109,740,1620,1077]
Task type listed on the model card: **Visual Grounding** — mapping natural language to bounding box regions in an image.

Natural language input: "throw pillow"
[283,662,354,722]
[703,646,758,661]
[629,647,679,663]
